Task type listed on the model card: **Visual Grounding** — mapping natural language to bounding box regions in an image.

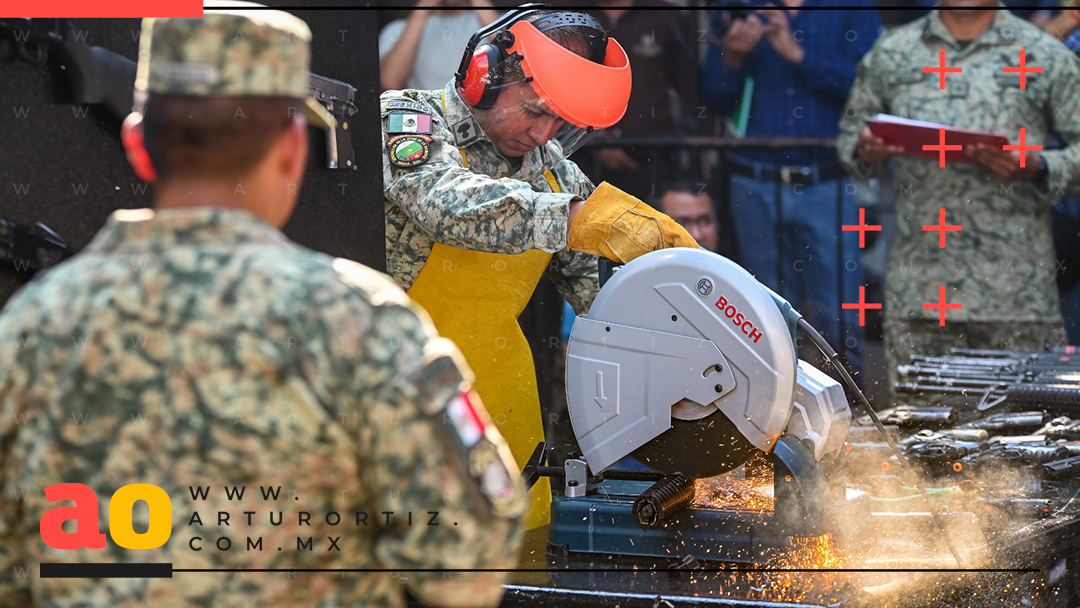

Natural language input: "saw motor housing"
[565,248,850,479]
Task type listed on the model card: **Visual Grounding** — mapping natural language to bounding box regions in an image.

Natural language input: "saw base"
[548,479,793,565]
[548,436,839,566]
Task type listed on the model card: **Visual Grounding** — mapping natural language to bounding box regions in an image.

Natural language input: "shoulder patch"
[444,390,526,519]
[469,438,525,518]
[387,112,433,135]
[447,390,486,448]
[450,116,482,146]
[386,135,433,168]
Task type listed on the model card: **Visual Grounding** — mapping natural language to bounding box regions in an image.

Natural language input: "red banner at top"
[5,0,202,18]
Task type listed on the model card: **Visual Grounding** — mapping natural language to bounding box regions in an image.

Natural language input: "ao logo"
[39,483,172,550]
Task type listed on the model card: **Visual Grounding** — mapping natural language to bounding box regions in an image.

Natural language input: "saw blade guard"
[565,248,799,476]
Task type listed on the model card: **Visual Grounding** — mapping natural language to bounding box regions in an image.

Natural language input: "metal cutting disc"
[630,406,760,479]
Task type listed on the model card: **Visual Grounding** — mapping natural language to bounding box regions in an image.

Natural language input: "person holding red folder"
[838,0,1080,399]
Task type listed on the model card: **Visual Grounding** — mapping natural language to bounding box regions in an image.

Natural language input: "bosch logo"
[715,295,764,343]
[696,278,714,297]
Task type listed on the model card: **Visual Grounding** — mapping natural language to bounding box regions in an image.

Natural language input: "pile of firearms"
[847,347,1080,518]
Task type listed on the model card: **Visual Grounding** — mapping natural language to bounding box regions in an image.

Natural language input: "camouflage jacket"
[0,208,524,608]
[381,81,601,314]
[838,8,1080,322]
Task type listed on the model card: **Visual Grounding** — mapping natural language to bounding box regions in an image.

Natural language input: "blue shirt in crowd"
[700,2,881,166]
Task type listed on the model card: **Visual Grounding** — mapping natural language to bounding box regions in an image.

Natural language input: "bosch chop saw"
[524,248,913,565]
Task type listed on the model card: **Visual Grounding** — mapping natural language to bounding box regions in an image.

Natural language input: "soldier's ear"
[282,115,308,182]
[121,113,158,184]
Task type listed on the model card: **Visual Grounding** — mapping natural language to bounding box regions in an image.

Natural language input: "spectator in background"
[838,2,1080,394]
[900,0,1062,26]
[1055,0,1080,48]
[656,181,720,253]
[1045,1,1080,345]
[567,1,697,199]
[700,2,880,372]
[378,0,499,91]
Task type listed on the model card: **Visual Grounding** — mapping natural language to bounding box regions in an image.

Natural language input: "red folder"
[866,114,1009,165]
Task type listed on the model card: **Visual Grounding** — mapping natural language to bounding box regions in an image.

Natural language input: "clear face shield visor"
[554,123,603,159]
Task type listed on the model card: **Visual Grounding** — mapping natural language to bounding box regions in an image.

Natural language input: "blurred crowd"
[378,0,1080,402]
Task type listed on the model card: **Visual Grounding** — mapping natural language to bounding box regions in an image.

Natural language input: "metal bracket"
[564,458,588,497]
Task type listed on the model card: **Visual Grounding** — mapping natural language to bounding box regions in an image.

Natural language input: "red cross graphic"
[1003,128,1042,167]
[843,285,881,327]
[842,208,882,249]
[1002,50,1042,90]
[923,49,962,89]
[923,285,962,326]
[923,128,962,168]
[923,208,962,248]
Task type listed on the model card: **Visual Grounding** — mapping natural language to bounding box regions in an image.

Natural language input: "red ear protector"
[121,114,158,183]
[455,6,606,110]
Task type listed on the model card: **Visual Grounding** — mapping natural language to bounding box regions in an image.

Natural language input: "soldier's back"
[0,206,431,608]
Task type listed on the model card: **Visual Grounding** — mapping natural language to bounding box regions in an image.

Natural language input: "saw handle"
[597,257,618,288]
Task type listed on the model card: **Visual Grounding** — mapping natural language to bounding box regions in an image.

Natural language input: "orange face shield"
[505,20,632,130]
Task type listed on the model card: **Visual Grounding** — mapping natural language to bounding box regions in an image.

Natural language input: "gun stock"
[0,218,72,273]
[1,18,136,121]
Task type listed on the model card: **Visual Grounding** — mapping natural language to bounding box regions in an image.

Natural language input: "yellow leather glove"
[568,181,699,264]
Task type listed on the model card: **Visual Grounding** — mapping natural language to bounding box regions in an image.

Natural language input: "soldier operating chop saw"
[523,248,956,565]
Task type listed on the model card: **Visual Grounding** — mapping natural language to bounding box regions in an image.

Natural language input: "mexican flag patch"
[387,112,432,134]
[447,391,486,448]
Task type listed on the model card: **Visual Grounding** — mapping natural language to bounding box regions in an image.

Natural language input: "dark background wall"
[0,6,572,457]
[0,7,383,307]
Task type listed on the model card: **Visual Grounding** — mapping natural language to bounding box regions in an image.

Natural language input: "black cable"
[796,317,966,568]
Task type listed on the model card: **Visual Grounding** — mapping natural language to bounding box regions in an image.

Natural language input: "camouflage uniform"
[837,9,1079,387]
[381,81,601,314]
[0,9,523,608]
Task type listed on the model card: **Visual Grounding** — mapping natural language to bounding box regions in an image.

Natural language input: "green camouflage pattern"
[381,81,601,315]
[0,208,523,608]
[838,9,1080,324]
[136,8,312,106]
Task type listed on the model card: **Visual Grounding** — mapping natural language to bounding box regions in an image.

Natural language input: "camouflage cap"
[134,1,334,129]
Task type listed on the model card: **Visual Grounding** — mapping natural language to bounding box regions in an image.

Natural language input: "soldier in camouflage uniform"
[837,2,1080,397]
[0,6,524,608]
[381,9,697,529]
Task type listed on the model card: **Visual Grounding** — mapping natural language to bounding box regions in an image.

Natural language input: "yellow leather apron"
[408,103,557,529]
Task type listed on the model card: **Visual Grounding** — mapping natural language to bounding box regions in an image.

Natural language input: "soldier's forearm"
[837,131,881,182]
[1041,148,1080,198]
[390,172,575,254]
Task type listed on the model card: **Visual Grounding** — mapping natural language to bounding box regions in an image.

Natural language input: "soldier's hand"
[855,126,904,163]
[720,14,766,69]
[966,144,1041,181]
[569,182,699,264]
